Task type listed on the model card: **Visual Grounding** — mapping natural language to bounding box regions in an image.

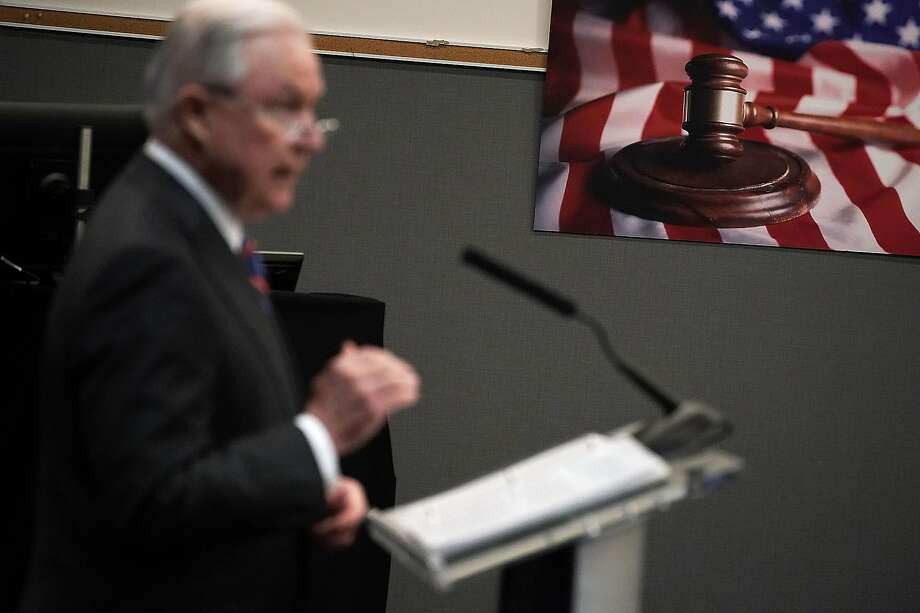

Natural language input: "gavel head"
[681,54,749,161]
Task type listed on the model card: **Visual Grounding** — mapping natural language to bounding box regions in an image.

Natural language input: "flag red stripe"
[557,68,615,234]
[692,40,732,57]
[808,45,920,254]
[814,135,920,255]
[612,26,656,90]
[771,59,813,101]
[809,42,891,115]
[664,225,724,243]
[762,209,830,250]
[888,118,920,166]
[914,51,920,91]
[624,6,648,32]
[746,126,830,250]
[896,144,920,166]
[640,81,684,139]
[558,161,614,235]
[543,0,581,117]
[558,94,615,162]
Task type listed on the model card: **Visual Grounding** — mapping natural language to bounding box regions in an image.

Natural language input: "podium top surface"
[368,445,743,590]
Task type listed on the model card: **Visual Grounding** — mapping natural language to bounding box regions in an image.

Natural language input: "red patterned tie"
[241,238,270,296]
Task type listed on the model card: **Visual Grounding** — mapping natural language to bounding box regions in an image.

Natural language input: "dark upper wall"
[3,26,920,613]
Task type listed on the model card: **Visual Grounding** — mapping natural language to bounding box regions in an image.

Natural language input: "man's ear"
[173,83,213,148]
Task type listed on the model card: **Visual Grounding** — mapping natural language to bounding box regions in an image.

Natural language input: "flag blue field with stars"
[713,0,919,57]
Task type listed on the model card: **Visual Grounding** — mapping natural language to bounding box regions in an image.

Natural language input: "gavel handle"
[743,102,920,147]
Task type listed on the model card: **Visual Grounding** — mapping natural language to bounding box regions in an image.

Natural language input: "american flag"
[534,0,920,256]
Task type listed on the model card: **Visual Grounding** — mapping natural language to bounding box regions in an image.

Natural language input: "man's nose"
[289,123,326,154]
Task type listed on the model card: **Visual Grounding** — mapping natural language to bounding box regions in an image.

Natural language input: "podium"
[368,433,741,613]
[498,448,740,613]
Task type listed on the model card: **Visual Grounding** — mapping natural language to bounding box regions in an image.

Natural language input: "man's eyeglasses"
[206,85,339,144]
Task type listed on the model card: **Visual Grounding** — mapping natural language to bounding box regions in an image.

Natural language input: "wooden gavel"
[681,54,920,161]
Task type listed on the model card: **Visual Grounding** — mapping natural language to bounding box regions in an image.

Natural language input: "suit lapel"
[208,231,300,401]
[136,156,301,417]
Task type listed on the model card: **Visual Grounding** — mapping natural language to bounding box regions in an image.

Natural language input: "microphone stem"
[1,255,42,285]
[575,311,679,416]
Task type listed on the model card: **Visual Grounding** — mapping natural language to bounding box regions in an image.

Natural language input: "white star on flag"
[811,8,840,34]
[785,33,813,43]
[762,12,786,31]
[718,0,739,20]
[863,0,892,26]
[781,0,804,9]
[897,18,920,47]
[743,28,763,39]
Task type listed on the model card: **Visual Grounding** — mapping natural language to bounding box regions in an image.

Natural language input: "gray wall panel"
[3,26,919,613]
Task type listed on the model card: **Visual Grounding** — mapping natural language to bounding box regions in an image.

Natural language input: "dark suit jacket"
[19,155,328,613]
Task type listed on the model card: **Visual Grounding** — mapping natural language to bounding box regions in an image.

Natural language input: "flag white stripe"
[796,95,850,118]
[600,83,665,156]
[766,127,882,253]
[804,63,858,103]
[718,227,781,246]
[602,82,668,238]
[733,51,774,94]
[611,212,670,239]
[793,89,884,252]
[864,145,920,234]
[568,11,618,112]
[906,95,920,127]
[539,117,565,164]
[650,32,694,84]
[846,41,920,110]
[534,163,570,232]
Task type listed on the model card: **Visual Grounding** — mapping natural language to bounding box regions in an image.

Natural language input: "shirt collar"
[143,139,245,253]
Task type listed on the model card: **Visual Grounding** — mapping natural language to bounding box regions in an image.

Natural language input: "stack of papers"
[369,433,671,578]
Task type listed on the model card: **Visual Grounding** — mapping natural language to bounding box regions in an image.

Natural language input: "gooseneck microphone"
[462,247,678,415]
[461,247,733,458]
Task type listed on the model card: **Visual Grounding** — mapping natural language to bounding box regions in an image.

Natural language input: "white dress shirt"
[144,139,339,492]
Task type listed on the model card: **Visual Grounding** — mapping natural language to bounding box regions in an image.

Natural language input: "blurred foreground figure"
[18,2,419,611]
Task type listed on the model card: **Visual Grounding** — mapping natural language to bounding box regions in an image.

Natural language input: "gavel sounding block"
[595,137,820,228]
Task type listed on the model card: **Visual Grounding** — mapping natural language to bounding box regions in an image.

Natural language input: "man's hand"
[306,340,419,455]
[310,477,368,548]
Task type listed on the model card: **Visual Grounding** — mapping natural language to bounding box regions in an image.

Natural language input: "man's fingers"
[308,344,420,454]
[322,350,420,413]
[361,378,420,414]
[311,477,367,541]
[312,500,364,534]
[333,347,416,380]
[312,525,359,548]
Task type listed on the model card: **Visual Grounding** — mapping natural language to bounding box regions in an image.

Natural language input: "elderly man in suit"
[18,1,419,611]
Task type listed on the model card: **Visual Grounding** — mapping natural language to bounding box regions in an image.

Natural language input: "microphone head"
[634,400,733,459]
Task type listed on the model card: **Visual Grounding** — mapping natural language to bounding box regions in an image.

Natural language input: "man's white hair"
[143,0,307,130]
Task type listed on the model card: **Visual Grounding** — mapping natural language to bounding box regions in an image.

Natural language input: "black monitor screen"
[257,251,304,292]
